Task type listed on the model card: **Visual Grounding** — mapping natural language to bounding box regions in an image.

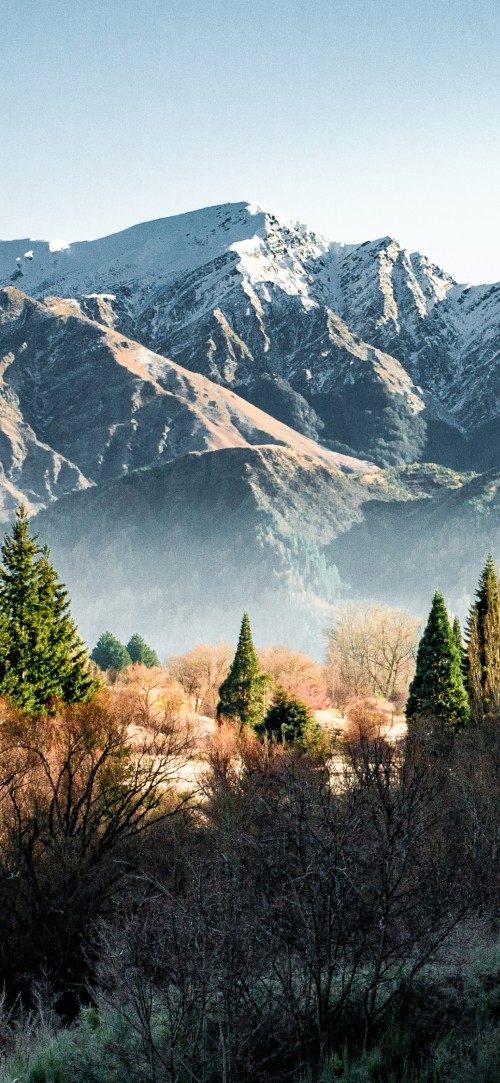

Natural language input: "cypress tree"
[217,612,267,729]
[126,633,159,668]
[465,555,500,725]
[452,616,463,654]
[0,505,98,713]
[406,591,469,732]
[91,632,131,672]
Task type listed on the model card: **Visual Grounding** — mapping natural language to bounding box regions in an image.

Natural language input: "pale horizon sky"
[2,0,500,284]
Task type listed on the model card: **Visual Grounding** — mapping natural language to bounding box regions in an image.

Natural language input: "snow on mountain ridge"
[1,201,499,436]
[0,202,458,331]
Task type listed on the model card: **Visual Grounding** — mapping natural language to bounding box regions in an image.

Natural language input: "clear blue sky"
[2,0,499,283]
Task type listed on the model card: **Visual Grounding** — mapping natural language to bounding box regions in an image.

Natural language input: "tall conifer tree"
[217,612,267,729]
[465,555,500,725]
[452,616,463,654]
[0,505,98,713]
[406,591,469,732]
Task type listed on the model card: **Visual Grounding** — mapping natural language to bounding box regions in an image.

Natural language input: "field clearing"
[126,700,408,795]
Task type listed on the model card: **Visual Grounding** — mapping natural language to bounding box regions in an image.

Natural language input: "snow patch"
[49,239,70,253]
[83,293,117,300]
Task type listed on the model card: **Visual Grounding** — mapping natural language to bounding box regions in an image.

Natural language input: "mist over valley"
[1,201,499,655]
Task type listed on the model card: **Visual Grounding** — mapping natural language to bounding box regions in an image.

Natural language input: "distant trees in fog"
[91,631,159,673]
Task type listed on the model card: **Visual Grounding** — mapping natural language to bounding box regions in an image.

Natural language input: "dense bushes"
[0,693,192,1011]
[0,715,497,1079]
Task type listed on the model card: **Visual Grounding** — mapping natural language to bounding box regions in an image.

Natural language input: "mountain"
[0,285,370,515]
[31,446,422,656]
[2,202,500,470]
[1,202,500,655]
[331,467,500,618]
[35,452,480,658]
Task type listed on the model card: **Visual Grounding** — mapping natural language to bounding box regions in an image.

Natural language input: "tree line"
[406,555,500,734]
[0,506,499,1080]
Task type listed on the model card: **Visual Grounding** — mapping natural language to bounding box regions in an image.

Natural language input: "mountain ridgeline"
[1,201,500,653]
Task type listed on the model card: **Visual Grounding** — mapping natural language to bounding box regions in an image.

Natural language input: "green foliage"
[255,684,319,746]
[0,1008,134,1083]
[0,504,98,714]
[406,590,469,732]
[465,555,500,725]
[91,631,131,671]
[126,633,159,668]
[453,615,463,653]
[217,612,268,728]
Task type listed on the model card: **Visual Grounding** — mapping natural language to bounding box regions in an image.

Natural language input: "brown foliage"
[257,644,329,708]
[168,643,232,714]
[0,692,194,1004]
[112,663,186,728]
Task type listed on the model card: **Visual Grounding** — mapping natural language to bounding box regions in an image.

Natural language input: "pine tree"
[91,632,131,672]
[0,505,98,713]
[452,616,463,654]
[465,555,500,725]
[255,685,315,744]
[406,591,469,732]
[126,633,159,668]
[217,612,267,729]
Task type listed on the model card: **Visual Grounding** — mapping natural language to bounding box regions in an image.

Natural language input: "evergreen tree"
[217,613,267,729]
[465,555,500,725]
[452,616,463,654]
[0,505,98,713]
[406,591,469,732]
[126,633,159,668]
[255,685,316,744]
[91,632,131,672]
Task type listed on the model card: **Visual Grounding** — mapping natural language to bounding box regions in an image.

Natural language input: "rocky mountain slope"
[1,202,499,654]
[332,466,500,617]
[32,445,422,655]
[0,285,370,516]
[2,202,500,469]
[36,451,479,657]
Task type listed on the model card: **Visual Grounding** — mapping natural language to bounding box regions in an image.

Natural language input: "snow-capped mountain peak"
[1,200,500,450]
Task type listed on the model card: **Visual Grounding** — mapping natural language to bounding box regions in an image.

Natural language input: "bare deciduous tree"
[168,643,232,715]
[114,663,185,728]
[326,604,420,706]
[0,694,194,1003]
[257,645,329,708]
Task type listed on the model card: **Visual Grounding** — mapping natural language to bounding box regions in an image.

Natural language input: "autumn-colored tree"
[168,642,232,714]
[257,645,328,708]
[113,663,185,728]
[0,693,193,999]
